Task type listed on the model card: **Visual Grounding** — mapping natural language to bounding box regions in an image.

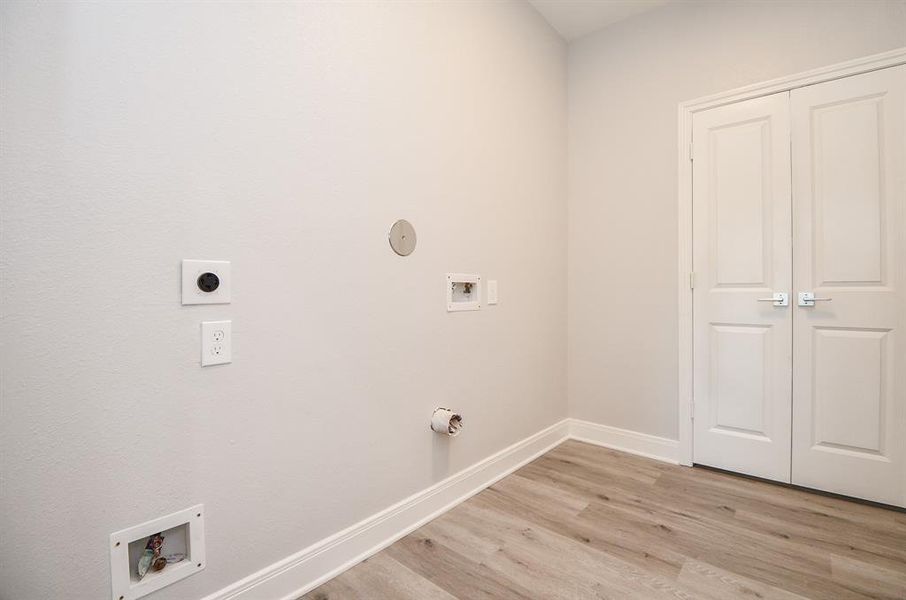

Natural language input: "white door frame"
[676,47,906,467]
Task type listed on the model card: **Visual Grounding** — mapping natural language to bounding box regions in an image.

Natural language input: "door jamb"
[676,47,906,467]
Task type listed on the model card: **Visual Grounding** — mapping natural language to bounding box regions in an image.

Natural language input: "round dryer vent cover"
[388,219,417,256]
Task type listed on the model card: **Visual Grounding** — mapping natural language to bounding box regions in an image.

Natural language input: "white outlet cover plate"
[182,260,231,305]
[109,504,205,600]
[201,320,232,366]
[446,273,481,312]
[487,280,498,305]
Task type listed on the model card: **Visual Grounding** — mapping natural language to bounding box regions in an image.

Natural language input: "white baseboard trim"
[201,418,571,600]
[201,418,681,600]
[569,419,681,464]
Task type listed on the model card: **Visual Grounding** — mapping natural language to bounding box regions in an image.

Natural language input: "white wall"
[0,2,567,599]
[568,0,906,439]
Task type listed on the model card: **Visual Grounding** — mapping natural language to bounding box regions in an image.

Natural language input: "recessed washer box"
[447,273,481,312]
[109,504,205,600]
[182,259,231,305]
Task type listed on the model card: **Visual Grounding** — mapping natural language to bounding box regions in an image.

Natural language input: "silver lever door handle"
[756,292,789,306]
[798,292,832,307]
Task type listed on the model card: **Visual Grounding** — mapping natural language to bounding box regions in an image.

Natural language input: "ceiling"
[528,0,672,41]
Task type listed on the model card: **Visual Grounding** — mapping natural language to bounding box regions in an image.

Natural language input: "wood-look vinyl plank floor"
[303,440,906,600]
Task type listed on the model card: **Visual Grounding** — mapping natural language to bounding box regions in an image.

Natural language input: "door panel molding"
[678,47,906,468]
[692,91,792,482]
[791,65,906,506]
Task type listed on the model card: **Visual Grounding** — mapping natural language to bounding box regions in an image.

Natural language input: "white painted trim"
[682,48,906,115]
[676,47,906,468]
[569,419,680,464]
[200,418,681,600]
[677,101,694,468]
[201,419,571,600]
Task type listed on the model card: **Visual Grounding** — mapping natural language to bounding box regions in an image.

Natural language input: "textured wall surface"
[568,0,906,439]
[7,1,904,598]
[0,2,567,598]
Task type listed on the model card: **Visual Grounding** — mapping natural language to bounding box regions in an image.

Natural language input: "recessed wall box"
[446,273,481,312]
[182,260,230,305]
[109,504,206,600]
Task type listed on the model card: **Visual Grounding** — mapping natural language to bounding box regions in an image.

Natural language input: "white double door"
[692,65,906,507]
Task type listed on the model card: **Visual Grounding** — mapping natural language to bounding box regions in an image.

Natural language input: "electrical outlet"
[182,260,231,305]
[201,321,231,366]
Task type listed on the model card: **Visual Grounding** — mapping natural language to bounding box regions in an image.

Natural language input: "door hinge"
[689,272,695,289]
[689,141,693,161]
